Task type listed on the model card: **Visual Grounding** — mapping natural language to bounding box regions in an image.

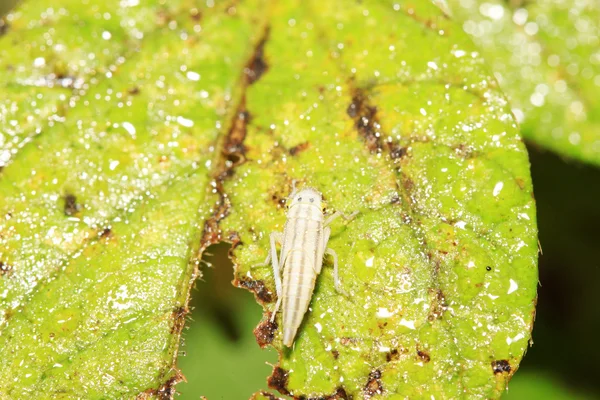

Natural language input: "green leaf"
[0,0,268,397]
[222,0,538,398]
[1,0,538,398]
[448,0,600,167]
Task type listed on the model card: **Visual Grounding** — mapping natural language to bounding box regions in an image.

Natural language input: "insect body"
[260,186,356,347]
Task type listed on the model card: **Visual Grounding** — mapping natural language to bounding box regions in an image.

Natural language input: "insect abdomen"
[281,205,323,346]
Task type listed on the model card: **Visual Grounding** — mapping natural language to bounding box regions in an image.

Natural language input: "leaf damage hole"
[176,241,277,397]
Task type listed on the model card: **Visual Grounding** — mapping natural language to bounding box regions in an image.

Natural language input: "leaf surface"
[448,0,600,166]
[222,0,538,398]
[0,0,538,398]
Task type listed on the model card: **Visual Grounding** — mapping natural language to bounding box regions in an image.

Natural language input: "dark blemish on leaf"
[245,27,270,84]
[3,308,14,322]
[227,231,243,251]
[486,266,492,271]
[389,145,407,161]
[63,193,81,216]
[236,278,273,303]
[100,227,112,239]
[340,337,359,346]
[170,306,188,334]
[390,193,401,205]
[254,319,277,348]
[492,359,511,374]
[347,90,383,153]
[268,366,291,396]
[453,143,476,159]
[386,349,399,362]
[321,388,350,400]
[127,86,140,95]
[332,349,340,359]
[428,288,447,321]
[223,102,250,166]
[401,175,414,193]
[271,192,287,209]
[289,141,310,156]
[417,349,431,363]
[364,369,384,398]
[0,261,12,276]
[139,372,183,399]
[200,102,251,248]
[52,73,81,90]
[190,8,202,21]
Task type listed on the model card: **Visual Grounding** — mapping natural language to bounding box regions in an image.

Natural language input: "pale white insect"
[259,185,357,347]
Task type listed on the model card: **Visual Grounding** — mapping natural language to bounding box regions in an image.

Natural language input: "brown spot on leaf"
[100,227,112,239]
[223,103,250,165]
[254,319,277,348]
[340,337,359,346]
[364,369,384,398]
[492,359,511,374]
[417,349,431,363]
[128,86,140,95]
[389,144,407,161]
[137,373,182,400]
[170,306,188,335]
[401,175,414,193]
[320,388,350,400]
[236,278,273,304]
[289,141,310,156]
[63,193,81,216]
[347,90,383,153]
[386,348,399,362]
[190,8,202,21]
[332,349,340,359]
[268,367,290,396]
[244,27,270,84]
[428,288,447,321]
[0,261,12,276]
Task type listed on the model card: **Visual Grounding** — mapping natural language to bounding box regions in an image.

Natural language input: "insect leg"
[324,210,359,227]
[268,232,283,297]
[325,247,349,296]
[268,232,284,322]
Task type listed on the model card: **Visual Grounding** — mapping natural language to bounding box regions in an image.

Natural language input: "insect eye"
[309,198,314,203]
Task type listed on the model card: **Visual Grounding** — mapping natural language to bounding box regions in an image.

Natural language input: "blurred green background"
[175,145,600,399]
